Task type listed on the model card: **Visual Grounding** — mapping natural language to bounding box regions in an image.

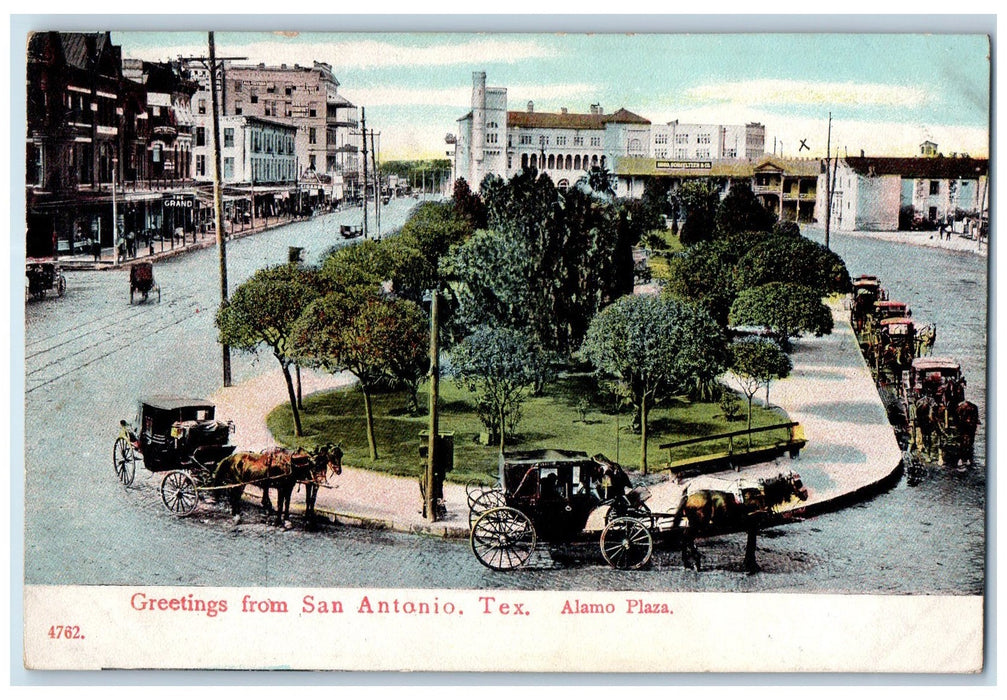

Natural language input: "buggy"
[26,258,66,300]
[113,396,236,513]
[129,261,160,304]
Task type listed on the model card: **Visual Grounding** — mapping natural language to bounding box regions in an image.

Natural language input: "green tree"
[216,264,324,437]
[319,239,397,294]
[661,238,738,327]
[714,180,777,236]
[450,326,552,452]
[584,165,615,197]
[291,291,428,460]
[582,295,728,473]
[452,178,487,230]
[729,282,834,350]
[736,235,852,296]
[389,201,473,302]
[728,336,793,439]
[676,178,723,245]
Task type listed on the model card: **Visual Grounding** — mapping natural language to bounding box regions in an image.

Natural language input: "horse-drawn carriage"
[339,224,364,240]
[25,258,67,300]
[850,274,886,332]
[468,449,809,573]
[901,357,980,467]
[114,396,342,521]
[129,261,160,304]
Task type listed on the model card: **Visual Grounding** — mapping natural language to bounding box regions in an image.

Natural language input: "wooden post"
[426,287,440,522]
[209,31,231,387]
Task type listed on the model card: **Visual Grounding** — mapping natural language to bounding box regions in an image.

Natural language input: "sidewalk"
[208,298,903,538]
[55,214,311,271]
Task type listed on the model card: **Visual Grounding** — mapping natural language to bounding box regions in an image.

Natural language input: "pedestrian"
[92,237,100,262]
[127,231,135,258]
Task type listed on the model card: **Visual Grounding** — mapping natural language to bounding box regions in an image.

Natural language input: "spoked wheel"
[160,470,198,516]
[113,437,137,486]
[600,517,654,570]
[470,507,537,571]
[468,488,506,528]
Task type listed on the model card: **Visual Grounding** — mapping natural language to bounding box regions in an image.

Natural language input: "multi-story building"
[453,71,762,197]
[818,147,988,232]
[184,59,361,203]
[26,31,125,257]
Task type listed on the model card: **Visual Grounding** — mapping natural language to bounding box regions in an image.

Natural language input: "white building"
[192,115,297,185]
[818,149,988,231]
[453,71,763,196]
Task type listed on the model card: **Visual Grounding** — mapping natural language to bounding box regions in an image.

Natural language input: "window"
[195,126,205,147]
[309,127,317,145]
[309,154,316,170]
[697,149,710,158]
[520,134,532,145]
[152,143,162,163]
[234,80,242,91]
[267,84,276,93]
[675,134,688,144]
[223,157,234,179]
[26,143,42,186]
[234,103,242,115]
[655,133,668,144]
[655,149,667,158]
[697,133,711,144]
[724,148,737,158]
[574,136,584,146]
[195,154,205,177]
[309,106,317,117]
[486,133,497,144]
[223,128,234,148]
[929,180,940,195]
[556,136,567,146]
[590,137,601,147]
[285,85,292,96]
[250,93,258,104]
[197,98,206,115]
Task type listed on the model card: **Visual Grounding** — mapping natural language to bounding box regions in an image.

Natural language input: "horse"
[911,395,937,455]
[673,471,809,574]
[212,445,341,525]
[283,444,343,525]
[954,401,980,466]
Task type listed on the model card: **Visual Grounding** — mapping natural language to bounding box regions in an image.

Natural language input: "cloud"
[684,80,931,108]
[120,36,555,69]
[343,82,597,108]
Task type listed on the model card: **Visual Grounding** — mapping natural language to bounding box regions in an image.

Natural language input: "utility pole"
[360,109,369,238]
[824,112,832,250]
[370,129,379,237]
[425,286,440,522]
[209,31,231,387]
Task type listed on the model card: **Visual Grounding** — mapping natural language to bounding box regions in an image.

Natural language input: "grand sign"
[163,194,195,209]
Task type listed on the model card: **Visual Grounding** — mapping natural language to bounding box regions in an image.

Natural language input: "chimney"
[527,101,534,113]
[281,64,287,69]
[561,107,568,114]
[860,149,865,158]
[590,103,602,115]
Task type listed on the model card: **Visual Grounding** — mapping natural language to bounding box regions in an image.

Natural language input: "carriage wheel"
[468,488,507,528]
[112,437,136,486]
[470,507,536,571]
[160,470,198,516]
[57,275,66,297]
[600,517,653,570]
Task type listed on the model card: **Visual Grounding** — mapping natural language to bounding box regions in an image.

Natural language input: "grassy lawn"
[642,229,684,281]
[267,374,791,484]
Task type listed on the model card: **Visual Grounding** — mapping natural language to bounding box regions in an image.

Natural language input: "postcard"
[17,24,989,673]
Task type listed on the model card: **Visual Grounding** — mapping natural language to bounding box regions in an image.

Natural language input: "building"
[184,59,361,204]
[26,31,126,257]
[818,147,988,232]
[453,71,764,197]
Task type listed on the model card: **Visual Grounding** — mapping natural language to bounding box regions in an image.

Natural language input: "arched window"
[521,153,529,170]
[601,155,606,168]
[530,154,538,169]
[574,154,581,170]
[591,155,599,166]
[548,154,555,169]
[565,155,573,169]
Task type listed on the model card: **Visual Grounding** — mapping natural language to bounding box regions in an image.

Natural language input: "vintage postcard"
[17,22,990,674]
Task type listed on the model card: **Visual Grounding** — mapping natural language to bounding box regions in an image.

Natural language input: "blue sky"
[113,31,991,161]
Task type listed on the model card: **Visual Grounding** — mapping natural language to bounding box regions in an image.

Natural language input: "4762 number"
[47,625,84,640]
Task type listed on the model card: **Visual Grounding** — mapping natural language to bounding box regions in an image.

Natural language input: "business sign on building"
[163,193,195,209]
[655,160,713,170]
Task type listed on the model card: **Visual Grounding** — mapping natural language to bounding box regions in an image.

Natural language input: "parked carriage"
[113,396,236,514]
[25,258,66,300]
[850,274,885,332]
[901,357,979,467]
[129,261,160,304]
[339,224,364,239]
[468,450,658,571]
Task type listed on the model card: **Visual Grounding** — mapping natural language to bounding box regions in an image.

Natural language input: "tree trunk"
[765,382,770,407]
[640,391,649,475]
[362,385,378,460]
[280,360,303,437]
[747,395,754,448]
[295,363,303,409]
[498,403,507,454]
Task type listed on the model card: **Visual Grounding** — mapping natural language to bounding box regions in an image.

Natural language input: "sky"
[112,30,991,162]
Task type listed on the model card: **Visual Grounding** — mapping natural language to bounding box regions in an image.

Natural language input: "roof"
[506,107,650,131]
[614,156,758,178]
[753,155,822,177]
[912,357,961,371]
[140,396,216,411]
[503,449,592,465]
[875,300,908,308]
[879,317,914,326]
[843,155,988,180]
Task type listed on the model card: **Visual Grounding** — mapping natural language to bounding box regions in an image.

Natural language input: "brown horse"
[212,445,341,525]
[911,395,937,455]
[673,471,809,574]
[276,444,343,525]
[954,401,980,466]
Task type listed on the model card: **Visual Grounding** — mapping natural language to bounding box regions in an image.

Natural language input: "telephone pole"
[425,286,440,522]
[360,108,369,238]
[209,31,231,386]
[824,112,832,250]
[370,129,380,237]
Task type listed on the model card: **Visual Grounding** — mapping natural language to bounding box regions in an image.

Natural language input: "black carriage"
[25,258,66,300]
[129,262,160,304]
[850,274,885,332]
[113,396,236,514]
[468,450,657,571]
[339,224,364,239]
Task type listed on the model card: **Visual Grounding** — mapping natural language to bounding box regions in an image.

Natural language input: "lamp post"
[424,286,440,522]
[209,31,232,387]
